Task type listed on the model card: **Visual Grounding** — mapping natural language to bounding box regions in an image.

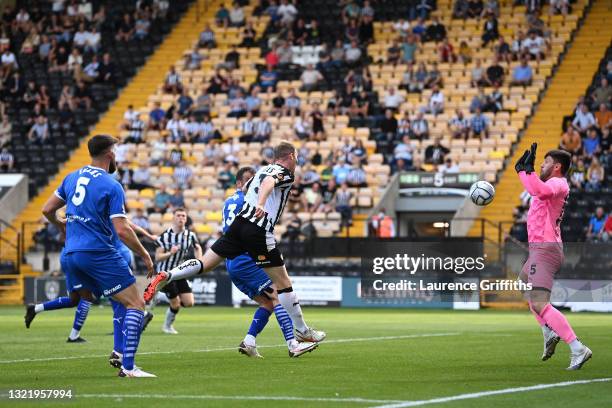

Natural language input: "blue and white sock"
[273,304,297,348]
[122,309,144,370]
[68,300,91,340]
[243,307,272,346]
[35,296,74,313]
[111,299,127,354]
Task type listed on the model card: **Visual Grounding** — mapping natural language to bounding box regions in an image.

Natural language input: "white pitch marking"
[373,378,612,408]
[0,332,459,364]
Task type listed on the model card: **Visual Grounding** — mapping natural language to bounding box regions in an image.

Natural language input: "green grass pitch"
[0,306,610,407]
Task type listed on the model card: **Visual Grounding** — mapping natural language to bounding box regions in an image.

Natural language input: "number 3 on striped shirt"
[225,203,237,227]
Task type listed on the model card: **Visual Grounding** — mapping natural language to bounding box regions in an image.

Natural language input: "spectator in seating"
[549,0,569,16]
[494,36,512,63]
[73,81,92,110]
[424,16,446,42]
[278,0,298,26]
[482,0,500,17]
[583,128,600,157]
[177,88,194,116]
[98,53,115,84]
[467,0,484,18]
[569,157,586,188]
[411,111,430,140]
[522,31,547,62]
[0,147,13,172]
[394,135,413,166]
[595,103,612,130]
[28,115,49,144]
[425,62,443,89]
[184,49,203,71]
[240,21,257,46]
[572,104,596,136]
[184,114,201,142]
[300,64,324,92]
[458,41,473,64]
[345,19,360,44]
[397,111,412,138]
[346,158,367,187]
[217,162,236,190]
[77,55,100,83]
[245,87,262,116]
[481,14,499,46]
[484,56,505,87]
[228,89,247,118]
[115,13,134,42]
[470,107,489,139]
[132,208,151,231]
[483,85,503,113]
[387,40,401,65]
[468,59,484,88]
[239,111,256,142]
[422,84,445,115]
[449,109,470,139]
[438,157,460,174]
[379,108,398,142]
[215,3,230,27]
[586,206,607,241]
[370,209,396,237]
[424,138,449,164]
[511,58,533,86]
[124,112,147,144]
[402,34,418,64]
[585,156,604,192]
[293,18,309,45]
[304,182,323,213]
[590,78,611,110]
[229,2,245,27]
[454,0,469,18]
[253,112,272,142]
[166,112,186,143]
[559,127,582,155]
[335,182,353,226]
[164,65,183,94]
[601,210,612,242]
[344,40,362,67]
[131,163,153,190]
[149,102,166,130]
[134,11,151,40]
[259,63,278,91]
[285,88,301,116]
[342,1,361,23]
[293,111,312,140]
[173,160,193,189]
[413,0,434,20]
[169,188,185,209]
[384,87,404,111]
[199,23,216,48]
[438,38,456,63]
[320,178,337,213]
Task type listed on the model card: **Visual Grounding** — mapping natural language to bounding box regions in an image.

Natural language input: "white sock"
[69,328,80,340]
[287,339,298,349]
[167,259,203,281]
[164,307,178,327]
[34,304,44,313]
[541,324,554,338]
[277,290,308,332]
[569,339,584,353]
[244,334,256,347]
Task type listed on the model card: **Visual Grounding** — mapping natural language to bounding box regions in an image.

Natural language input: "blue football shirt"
[55,165,127,253]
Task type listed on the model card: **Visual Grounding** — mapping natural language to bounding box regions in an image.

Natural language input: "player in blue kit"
[25,222,156,348]
[224,166,318,358]
[38,135,156,378]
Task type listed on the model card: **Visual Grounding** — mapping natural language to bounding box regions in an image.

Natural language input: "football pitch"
[0,306,610,407]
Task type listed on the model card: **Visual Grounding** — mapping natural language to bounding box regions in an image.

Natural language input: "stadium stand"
[1,0,612,304]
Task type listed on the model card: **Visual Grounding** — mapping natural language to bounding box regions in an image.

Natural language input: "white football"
[469,181,495,206]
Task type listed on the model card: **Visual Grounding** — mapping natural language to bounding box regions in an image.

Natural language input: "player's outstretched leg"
[532,299,592,370]
[25,296,77,328]
[144,250,224,302]
[529,301,560,361]
[109,299,126,368]
[113,284,155,378]
[66,299,91,343]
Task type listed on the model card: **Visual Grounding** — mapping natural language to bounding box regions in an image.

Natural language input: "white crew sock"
[277,289,308,333]
[34,304,44,313]
[287,339,298,348]
[68,328,80,340]
[569,339,584,353]
[167,259,203,281]
[541,324,554,338]
[243,334,256,347]
[164,307,178,328]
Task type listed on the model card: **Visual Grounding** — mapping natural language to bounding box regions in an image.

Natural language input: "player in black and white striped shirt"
[154,207,202,334]
[145,142,326,344]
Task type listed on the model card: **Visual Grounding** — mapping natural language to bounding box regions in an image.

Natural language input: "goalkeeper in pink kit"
[515,143,592,370]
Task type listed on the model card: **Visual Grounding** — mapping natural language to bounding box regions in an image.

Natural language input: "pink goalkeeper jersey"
[518,172,569,243]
